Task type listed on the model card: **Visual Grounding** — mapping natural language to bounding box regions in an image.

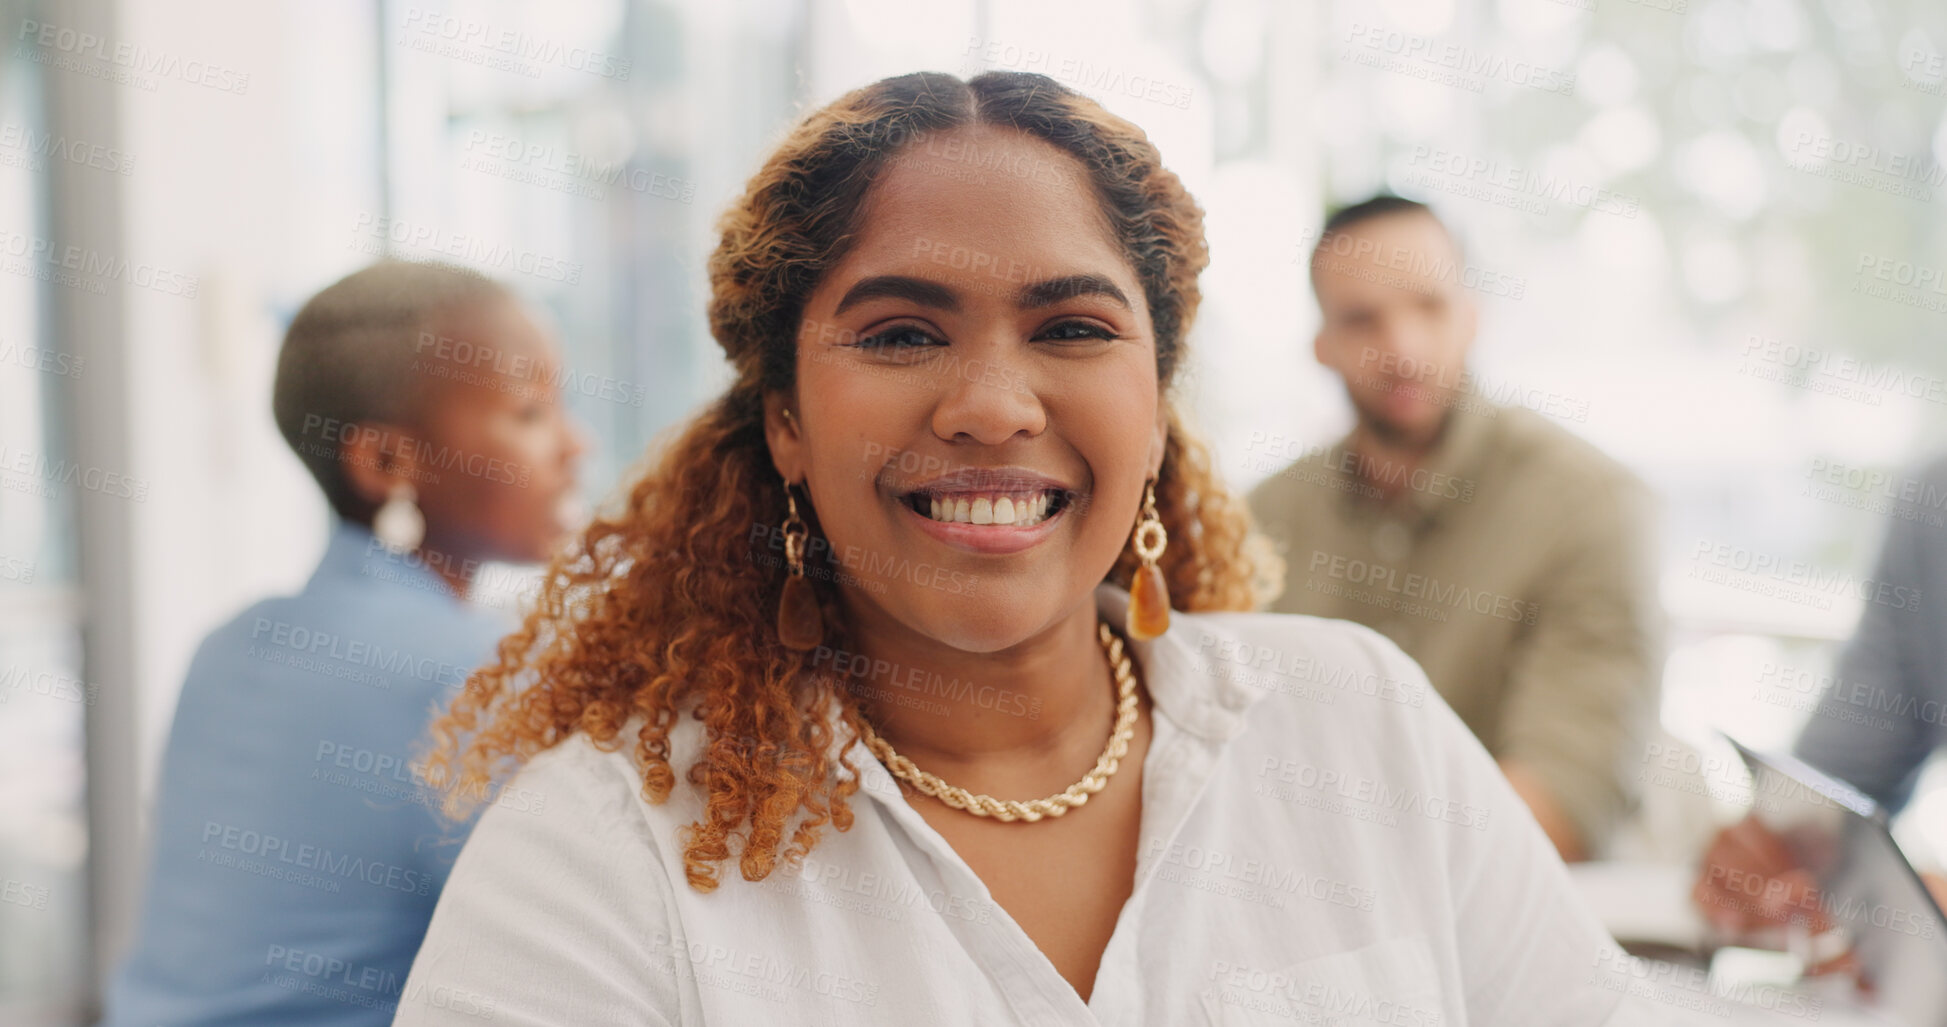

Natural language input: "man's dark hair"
[272,260,508,522]
[1320,194,1434,237]
[1309,194,1462,278]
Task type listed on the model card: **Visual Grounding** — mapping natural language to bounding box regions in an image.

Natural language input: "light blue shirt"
[103,521,512,1027]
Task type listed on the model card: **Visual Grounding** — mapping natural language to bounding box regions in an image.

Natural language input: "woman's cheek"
[519,412,567,455]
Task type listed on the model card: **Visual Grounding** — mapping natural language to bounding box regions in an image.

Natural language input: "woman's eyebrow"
[834,275,961,315]
[1018,273,1131,311]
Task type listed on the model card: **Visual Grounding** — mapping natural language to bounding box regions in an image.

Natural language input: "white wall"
[112,0,380,881]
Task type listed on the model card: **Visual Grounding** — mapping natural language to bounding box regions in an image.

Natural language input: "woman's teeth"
[922,491,1057,526]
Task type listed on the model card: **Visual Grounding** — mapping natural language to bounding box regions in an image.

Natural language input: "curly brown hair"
[424,70,1281,891]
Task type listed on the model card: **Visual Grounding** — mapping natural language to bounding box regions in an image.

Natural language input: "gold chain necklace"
[858,619,1140,823]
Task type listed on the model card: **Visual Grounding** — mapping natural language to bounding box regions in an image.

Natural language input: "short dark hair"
[1310,194,1461,276]
[1320,194,1434,237]
[272,260,509,522]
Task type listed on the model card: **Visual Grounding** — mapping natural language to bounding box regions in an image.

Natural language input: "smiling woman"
[395,72,1679,1027]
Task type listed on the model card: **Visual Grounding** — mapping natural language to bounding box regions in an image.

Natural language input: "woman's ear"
[339,421,424,505]
[762,391,806,484]
[1147,400,1170,480]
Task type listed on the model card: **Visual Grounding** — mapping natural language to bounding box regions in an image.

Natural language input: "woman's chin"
[552,493,588,534]
[872,588,1072,655]
[503,521,576,566]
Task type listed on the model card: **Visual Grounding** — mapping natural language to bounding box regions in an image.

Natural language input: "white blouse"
[393,584,1680,1026]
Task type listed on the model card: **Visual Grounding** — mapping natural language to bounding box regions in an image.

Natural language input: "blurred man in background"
[1248,196,1662,862]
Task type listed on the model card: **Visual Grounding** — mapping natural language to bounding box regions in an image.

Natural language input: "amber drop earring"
[1126,477,1171,640]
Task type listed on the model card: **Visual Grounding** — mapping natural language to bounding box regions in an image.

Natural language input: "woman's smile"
[888,464,1082,555]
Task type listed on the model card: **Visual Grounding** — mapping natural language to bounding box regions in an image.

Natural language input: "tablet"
[1727,736,1947,1026]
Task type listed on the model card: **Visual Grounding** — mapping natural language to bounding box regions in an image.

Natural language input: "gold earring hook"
[781,482,809,575]
[1132,478,1165,563]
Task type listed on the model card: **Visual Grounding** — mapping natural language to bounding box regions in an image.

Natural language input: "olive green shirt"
[1245,398,1661,854]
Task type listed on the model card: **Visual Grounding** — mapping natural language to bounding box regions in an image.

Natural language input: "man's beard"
[1351,388,1449,451]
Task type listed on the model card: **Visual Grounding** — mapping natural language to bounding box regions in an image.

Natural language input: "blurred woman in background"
[101,261,584,1027]
[396,73,1663,1026]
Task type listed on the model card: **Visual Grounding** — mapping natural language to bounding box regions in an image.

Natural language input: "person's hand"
[1693,814,1861,979]
[1925,871,1947,914]
[1693,814,1835,937]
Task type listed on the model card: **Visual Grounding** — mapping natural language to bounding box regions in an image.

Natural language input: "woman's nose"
[926,349,1045,445]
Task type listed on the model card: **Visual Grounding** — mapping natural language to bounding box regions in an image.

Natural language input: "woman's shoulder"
[1164,607,1496,782]
[1168,608,1531,861]
[504,726,683,821]
[1168,607,1438,721]
[401,730,692,1024]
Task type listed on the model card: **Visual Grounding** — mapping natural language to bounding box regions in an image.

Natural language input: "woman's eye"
[1037,321,1117,343]
[853,325,944,351]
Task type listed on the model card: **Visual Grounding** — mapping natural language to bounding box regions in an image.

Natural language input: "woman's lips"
[897,494,1067,555]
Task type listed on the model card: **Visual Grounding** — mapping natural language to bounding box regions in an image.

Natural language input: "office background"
[3,0,1946,1021]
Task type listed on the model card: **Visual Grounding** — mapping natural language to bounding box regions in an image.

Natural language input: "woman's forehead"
[821,127,1134,301]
